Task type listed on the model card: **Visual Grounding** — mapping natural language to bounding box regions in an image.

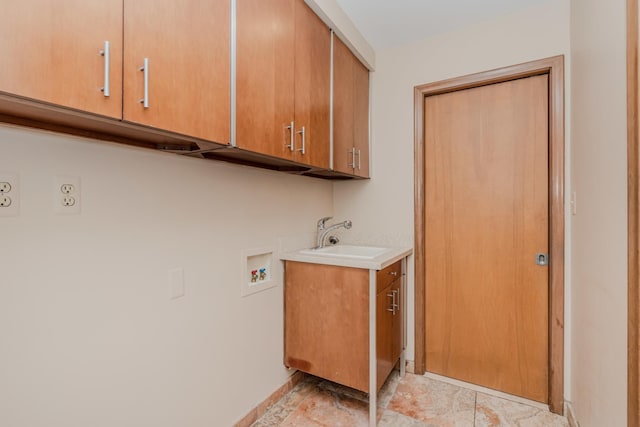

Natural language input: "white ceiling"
[333,0,550,50]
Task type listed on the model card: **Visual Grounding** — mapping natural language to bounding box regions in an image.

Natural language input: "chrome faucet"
[316,217,352,248]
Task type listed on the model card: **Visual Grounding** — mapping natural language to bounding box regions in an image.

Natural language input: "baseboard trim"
[565,401,579,427]
[233,370,306,427]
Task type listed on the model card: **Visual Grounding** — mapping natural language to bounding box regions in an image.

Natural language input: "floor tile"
[378,409,433,426]
[252,373,569,427]
[279,388,370,427]
[378,370,402,408]
[388,374,476,426]
[251,380,320,426]
[474,393,569,427]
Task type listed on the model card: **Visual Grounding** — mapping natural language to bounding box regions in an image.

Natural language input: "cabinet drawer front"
[377,260,401,293]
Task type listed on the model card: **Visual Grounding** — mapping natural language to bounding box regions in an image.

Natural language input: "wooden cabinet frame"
[284,258,407,427]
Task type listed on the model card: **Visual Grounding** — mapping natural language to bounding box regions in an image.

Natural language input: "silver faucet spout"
[316,218,352,248]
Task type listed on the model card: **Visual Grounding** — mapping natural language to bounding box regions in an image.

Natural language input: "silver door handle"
[535,253,549,266]
[139,58,149,108]
[393,289,399,315]
[100,41,110,97]
[286,121,295,151]
[348,147,355,168]
[386,293,395,313]
[356,149,361,170]
[296,126,306,154]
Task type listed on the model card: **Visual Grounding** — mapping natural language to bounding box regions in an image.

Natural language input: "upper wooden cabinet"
[333,36,370,178]
[123,0,230,143]
[236,0,331,169]
[0,0,366,178]
[0,1,123,118]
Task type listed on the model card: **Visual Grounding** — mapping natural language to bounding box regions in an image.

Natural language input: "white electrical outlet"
[0,173,19,217]
[54,176,81,215]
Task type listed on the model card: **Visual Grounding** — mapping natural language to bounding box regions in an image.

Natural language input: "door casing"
[413,56,565,414]
[627,1,639,425]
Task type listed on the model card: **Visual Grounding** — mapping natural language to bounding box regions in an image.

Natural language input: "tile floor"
[251,372,568,426]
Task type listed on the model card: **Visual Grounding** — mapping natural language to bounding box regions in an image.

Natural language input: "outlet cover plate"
[54,175,81,215]
[0,173,19,217]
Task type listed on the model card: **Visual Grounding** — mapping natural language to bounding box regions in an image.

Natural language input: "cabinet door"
[353,59,370,178]
[376,281,395,390]
[391,280,402,362]
[293,0,331,168]
[124,0,230,143]
[284,262,370,392]
[332,36,355,174]
[0,0,122,118]
[332,36,369,177]
[236,0,295,158]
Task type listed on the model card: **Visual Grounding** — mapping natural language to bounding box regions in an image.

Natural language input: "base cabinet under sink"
[283,260,403,393]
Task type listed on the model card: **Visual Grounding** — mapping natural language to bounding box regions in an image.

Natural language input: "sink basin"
[298,245,390,259]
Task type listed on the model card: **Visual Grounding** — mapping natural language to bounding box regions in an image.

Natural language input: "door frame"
[627,0,639,425]
[413,56,565,414]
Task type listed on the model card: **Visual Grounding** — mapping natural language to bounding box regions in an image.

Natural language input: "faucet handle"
[317,216,333,229]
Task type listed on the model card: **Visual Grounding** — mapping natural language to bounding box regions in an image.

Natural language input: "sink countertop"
[280,246,413,270]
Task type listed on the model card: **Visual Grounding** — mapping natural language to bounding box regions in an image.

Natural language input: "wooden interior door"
[425,75,549,403]
[236,0,295,158]
[292,0,331,168]
[0,0,122,118]
[123,0,230,143]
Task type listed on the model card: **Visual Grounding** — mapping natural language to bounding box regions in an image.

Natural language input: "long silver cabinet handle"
[286,121,295,151]
[100,41,110,97]
[296,126,306,154]
[393,289,400,314]
[139,58,149,108]
[357,149,362,170]
[387,293,395,313]
[348,147,355,168]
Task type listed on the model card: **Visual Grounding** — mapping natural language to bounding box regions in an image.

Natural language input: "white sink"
[298,245,390,259]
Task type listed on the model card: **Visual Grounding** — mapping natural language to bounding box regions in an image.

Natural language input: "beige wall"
[570,0,628,425]
[334,0,570,363]
[331,0,573,401]
[0,124,333,427]
[304,0,375,69]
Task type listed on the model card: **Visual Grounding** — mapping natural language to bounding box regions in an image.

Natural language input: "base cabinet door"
[123,0,230,143]
[390,280,402,362]
[284,261,370,392]
[376,281,395,390]
[0,0,123,118]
